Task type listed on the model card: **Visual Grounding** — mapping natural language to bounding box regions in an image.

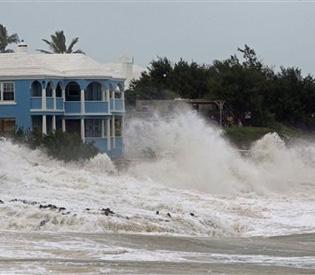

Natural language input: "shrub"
[11,129,98,162]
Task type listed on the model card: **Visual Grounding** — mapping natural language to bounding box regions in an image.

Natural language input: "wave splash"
[0,111,314,237]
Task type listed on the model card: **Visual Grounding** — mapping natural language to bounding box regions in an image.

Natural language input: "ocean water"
[0,111,314,274]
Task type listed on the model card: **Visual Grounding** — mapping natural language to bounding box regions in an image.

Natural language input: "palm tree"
[0,24,19,53]
[37,30,84,54]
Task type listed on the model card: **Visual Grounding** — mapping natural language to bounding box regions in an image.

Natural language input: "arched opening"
[65,81,80,101]
[46,81,54,97]
[85,82,102,101]
[31,81,42,97]
[115,84,123,99]
[56,82,62,97]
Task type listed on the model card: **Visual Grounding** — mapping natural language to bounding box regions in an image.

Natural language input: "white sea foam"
[0,111,314,237]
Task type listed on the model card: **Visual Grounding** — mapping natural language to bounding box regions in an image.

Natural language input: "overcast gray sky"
[1,1,315,74]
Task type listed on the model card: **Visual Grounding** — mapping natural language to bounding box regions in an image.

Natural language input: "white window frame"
[0,82,15,104]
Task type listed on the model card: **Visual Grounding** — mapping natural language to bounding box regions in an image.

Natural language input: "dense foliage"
[13,129,98,162]
[0,24,19,53]
[128,45,315,129]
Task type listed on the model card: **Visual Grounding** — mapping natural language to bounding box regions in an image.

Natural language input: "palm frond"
[36,49,52,54]
[67,37,79,53]
[73,49,85,54]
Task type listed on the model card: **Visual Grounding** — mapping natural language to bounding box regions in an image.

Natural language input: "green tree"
[0,24,19,53]
[37,30,84,54]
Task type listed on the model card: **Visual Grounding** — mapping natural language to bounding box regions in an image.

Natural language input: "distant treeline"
[127,45,315,129]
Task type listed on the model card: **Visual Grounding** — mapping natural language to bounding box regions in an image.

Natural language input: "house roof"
[0,52,125,80]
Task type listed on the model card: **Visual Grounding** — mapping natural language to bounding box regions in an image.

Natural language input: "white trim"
[0,102,16,105]
[30,109,64,113]
[64,112,110,116]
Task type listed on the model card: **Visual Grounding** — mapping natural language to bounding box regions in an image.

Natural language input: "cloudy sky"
[0,0,315,74]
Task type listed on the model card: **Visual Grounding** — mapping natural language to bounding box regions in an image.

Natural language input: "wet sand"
[0,231,314,274]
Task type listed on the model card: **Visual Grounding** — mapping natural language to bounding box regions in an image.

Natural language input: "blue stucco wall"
[0,78,125,158]
[0,80,32,130]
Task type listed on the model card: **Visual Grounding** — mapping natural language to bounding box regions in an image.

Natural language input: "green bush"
[11,129,98,162]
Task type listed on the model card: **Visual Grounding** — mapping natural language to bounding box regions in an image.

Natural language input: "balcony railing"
[31,98,123,114]
[56,98,64,110]
[46,98,54,110]
[31,97,41,110]
[85,101,108,113]
[64,101,81,113]
[110,99,124,112]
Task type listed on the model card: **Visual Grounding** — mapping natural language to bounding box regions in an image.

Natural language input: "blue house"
[0,43,125,158]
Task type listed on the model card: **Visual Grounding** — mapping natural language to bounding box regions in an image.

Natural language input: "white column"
[111,115,116,149]
[62,118,66,132]
[62,87,65,100]
[122,91,125,111]
[80,89,85,114]
[52,115,56,132]
[111,90,115,111]
[81,118,85,142]
[107,118,111,150]
[107,88,110,112]
[101,87,106,102]
[42,115,47,135]
[101,119,105,138]
[42,88,46,111]
[52,88,56,110]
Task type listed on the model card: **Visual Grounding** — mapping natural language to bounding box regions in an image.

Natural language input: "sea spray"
[0,112,314,236]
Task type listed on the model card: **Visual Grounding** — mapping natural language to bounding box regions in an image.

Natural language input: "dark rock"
[85,208,90,211]
[40,219,48,226]
[101,208,115,216]
[156,211,159,215]
[190,213,195,217]
[58,207,66,211]
[0,200,3,204]
[167,213,171,218]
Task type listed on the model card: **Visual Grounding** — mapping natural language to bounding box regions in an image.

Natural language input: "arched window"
[56,82,62,97]
[46,81,53,97]
[65,81,80,101]
[31,81,42,97]
[85,82,102,101]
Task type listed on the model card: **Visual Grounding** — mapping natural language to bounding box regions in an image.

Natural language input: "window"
[31,81,42,97]
[0,82,15,102]
[65,82,80,101]
[85,119,102,137]
[0,118,16,135]
[85,82,102,101]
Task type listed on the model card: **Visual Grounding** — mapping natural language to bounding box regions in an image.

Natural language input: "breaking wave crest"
[0,111,314,237]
